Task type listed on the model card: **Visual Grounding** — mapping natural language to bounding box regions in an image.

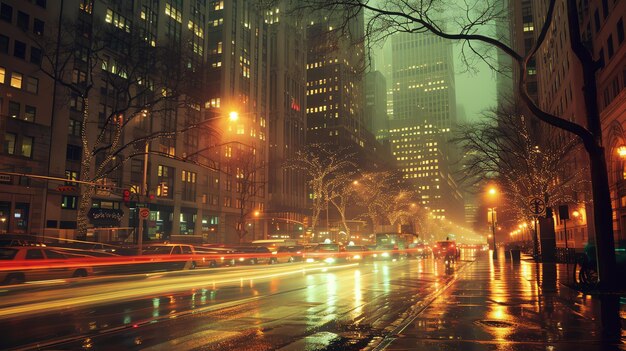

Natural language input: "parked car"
[0,246,94,285]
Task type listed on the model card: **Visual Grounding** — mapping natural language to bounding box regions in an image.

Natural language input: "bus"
[373,233,417,259]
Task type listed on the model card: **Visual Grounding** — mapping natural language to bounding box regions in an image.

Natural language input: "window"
[0,66,4,83]
[65,170,78,185]
[594,9,601,33]
[30,47,41,65]
[0,34,7,53]
[181,170,197,201]
[8,101,19,118]
[33,18,44,35]
[0,3,12,22]
[35,0,46,9]
[25,76,38,93]
[25,249,44,259]
[70,94,84,112]
[66,144,82,161]
[79,0,93,14]
[4,133,16,154]
[13,40,25,59]
[61,196,78,209]
[24,105,36,121]
[602,0,608,19]
[17,11,28,31]
[10,72,22,89]
[618,18,624,45]
[607,35,614,59]
[21,136,33,157]
[68,119,81,136]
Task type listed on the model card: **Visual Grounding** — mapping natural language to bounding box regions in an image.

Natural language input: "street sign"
[529,197,546,215]
[139,207,150,219]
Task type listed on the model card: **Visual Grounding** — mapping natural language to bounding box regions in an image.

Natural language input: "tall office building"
[391,32,457,132]
[265,2,308,238]
[388,120,464,223]
[388,31,463,223]
[306,8,366,149]
[364,70,389,140]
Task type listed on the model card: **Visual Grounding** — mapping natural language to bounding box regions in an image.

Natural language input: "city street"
[0,254,467,350]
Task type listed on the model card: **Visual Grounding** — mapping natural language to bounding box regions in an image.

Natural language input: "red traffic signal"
[123,189,131,203]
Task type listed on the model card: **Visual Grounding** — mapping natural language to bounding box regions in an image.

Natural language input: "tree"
[455,98,585,234]
[328,173,358,239]
[285,144,357,235]
[226,144,266,243]
[353,171,413,232]
[34,18,205,239]
[286,0,617,289]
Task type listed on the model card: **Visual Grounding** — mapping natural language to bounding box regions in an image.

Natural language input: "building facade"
[0,0,273,244]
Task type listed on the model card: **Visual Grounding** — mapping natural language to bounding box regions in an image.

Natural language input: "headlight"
[238,257,245,261]
[381,252,390,257]
[353,255,361,259]
[306,258,315,263]
[324,257,336,264]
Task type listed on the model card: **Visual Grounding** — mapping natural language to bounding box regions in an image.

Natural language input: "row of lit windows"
[105,8,130,33]
[306,58,339,69]
[165,3,182,23]
[187,20,204,38]
[424,85,448,92]
[0,67,39,93]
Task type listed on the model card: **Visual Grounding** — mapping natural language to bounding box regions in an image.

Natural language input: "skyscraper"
[388,31,463,223]
[266,2,308,238]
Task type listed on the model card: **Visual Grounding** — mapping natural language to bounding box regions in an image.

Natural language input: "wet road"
[0,254,473,350]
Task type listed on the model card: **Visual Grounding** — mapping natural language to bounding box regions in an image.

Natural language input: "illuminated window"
[10,72,22,89]
[165,3,182,23]
[0,66,4,83]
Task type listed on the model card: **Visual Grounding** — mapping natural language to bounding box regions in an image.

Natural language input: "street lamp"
[0,217,6,234]
[487,186,498,259]
[136,109,239,253]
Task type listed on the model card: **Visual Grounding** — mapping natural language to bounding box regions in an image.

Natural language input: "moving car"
[230,246,278,265]
[0,246,94,285]
[432,240,460,260]
[345,245,371,261]
[305,243,349,264]
[276,245,305,263]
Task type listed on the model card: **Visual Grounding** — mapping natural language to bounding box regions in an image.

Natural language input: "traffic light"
[123,189,131,204]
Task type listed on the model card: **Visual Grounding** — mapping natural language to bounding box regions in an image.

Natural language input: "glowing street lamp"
[229,111,239,122]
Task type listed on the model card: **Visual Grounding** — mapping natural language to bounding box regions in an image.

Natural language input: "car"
[141,244,198,270]
[276,245,305,263]
[371,244,403,260]
[408,242,432,258]
[305,243,349,264]
[193,246,238,267]
[432,240,460,260]
[0,246,94,285]
[345,245,371,261]
[230,246,278,265]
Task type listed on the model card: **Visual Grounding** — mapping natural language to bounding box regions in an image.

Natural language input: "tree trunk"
[76,184,94,240]
[588,146,617,288]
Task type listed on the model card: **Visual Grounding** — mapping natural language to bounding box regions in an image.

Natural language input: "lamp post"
[137,109,239,253]
[488,187,498,259]
[0,217,6,234]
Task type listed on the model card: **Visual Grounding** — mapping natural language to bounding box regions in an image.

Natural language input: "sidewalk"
[380,252,626,351]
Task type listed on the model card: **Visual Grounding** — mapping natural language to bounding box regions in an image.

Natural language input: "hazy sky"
[453,43,498,122]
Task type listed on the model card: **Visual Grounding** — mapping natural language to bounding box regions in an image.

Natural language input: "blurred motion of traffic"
[2,0,626,349]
